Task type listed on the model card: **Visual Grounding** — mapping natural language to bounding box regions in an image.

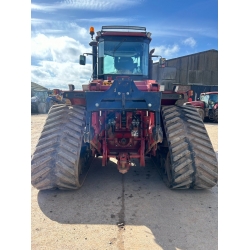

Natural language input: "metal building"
[152,49,218,90]
[31,82,48,96]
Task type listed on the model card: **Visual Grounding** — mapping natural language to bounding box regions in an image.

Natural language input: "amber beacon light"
[90,26,95,39]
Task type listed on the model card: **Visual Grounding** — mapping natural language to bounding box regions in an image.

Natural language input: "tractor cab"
[200,92,218,108]
[96,33,150,79]
[80,26,154,81]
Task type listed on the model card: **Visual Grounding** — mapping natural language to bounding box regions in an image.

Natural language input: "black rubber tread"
[214,109,218,123]
[161,105,218,189]
[31,105,86,190]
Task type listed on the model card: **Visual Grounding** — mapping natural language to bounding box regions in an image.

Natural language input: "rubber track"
[161,105,218,189]
[31,105,86,190]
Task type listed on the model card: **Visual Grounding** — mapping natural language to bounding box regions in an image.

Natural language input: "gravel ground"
[31,114,218,250]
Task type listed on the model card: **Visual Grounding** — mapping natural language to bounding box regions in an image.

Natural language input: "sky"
[31,0,218,90]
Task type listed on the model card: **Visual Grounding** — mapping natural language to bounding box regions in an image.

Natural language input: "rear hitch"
[117,153,131,174]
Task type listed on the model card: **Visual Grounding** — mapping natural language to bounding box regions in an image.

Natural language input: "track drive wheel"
[161,105,218,189]
[31,104,90,190]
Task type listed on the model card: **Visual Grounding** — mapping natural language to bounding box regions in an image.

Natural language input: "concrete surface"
[31,114,218,250]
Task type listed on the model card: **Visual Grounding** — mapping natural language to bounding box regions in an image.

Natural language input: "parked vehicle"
[31,90,49,114]
[184,91,218,122]
[31,89,65,114]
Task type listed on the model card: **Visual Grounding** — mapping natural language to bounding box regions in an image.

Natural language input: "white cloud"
[182,37,196,48]
[77,17,136,23]
[31,18,52,25]
[31,61,93,90]
[31,0,139,12]
[62,0,139,10]
[153,44,180,59]
[31,29,93,89]
[31,34,90,62]
[31,34,52,59]
[31,21,91,44]
[31,3,56,12]
[148,25,217,39]
[31,18,106,89]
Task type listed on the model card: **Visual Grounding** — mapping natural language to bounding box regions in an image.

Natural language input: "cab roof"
[96,26,151,40]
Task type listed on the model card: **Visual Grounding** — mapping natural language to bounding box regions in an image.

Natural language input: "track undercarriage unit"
[155,105,218,189]
[31,104,92,190]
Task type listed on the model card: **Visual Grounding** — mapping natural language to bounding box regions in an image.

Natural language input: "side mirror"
[79,55,86,65]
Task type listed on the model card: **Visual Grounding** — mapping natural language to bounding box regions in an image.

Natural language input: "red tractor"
[184,91,218,123]
[31,26,218,190]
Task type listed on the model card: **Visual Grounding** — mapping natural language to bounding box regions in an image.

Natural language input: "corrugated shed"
[152,49,218,89]
[31,82,48,96]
